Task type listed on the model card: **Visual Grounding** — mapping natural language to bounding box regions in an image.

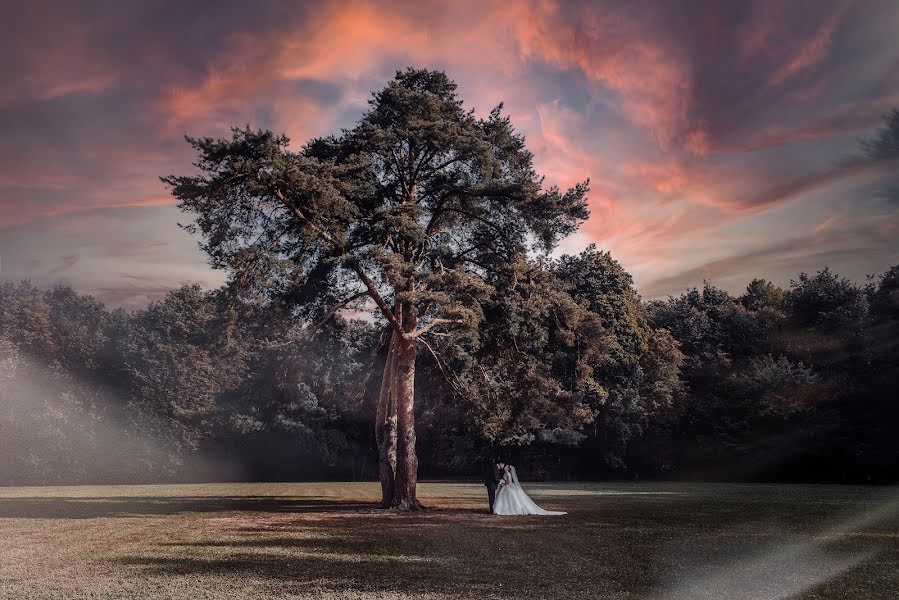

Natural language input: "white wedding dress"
[492,466,566,515]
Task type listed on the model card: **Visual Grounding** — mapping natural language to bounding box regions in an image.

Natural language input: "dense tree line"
[1,257,896,485]
[2,74,896,488]
[645,267,899,483]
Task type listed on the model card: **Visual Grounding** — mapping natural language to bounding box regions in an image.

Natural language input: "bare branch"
[273,188,344,250]
[419,335,465,395]
[302,290,368,340]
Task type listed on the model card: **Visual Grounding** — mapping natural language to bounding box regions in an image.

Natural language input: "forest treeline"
[2,255,897,485]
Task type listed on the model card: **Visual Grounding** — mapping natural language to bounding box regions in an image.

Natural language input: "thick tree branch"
[421,153,465,178]
[410,148,439,187]
[273,188,344,250]
[273,187,406,336]
[424,192,451,237]
[411,317,464,338]
[442,207,512,244]
[389,148,409,199]
[350,261,406,335]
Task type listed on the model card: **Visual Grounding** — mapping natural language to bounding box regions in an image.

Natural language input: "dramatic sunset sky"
[2,0,898,307]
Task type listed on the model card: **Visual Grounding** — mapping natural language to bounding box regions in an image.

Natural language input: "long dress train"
[492,466,566,516]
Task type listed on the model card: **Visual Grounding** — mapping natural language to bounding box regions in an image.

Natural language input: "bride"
[492,465,566,516]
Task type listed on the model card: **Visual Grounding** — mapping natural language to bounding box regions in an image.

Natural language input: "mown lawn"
[0,481,896,599]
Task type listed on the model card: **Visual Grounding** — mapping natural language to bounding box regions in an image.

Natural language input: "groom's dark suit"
[484,463,504,512]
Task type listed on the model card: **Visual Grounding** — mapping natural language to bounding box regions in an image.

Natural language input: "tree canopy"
[163,68,590,508]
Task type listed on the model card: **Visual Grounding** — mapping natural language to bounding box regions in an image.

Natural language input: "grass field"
[0,481,896,599]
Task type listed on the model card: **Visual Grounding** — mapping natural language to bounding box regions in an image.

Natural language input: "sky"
[1,0,898,308]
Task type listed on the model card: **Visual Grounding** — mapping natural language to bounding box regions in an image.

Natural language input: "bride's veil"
[510,465,520,485]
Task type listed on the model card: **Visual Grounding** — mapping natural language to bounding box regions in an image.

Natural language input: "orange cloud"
[767,2,848,87]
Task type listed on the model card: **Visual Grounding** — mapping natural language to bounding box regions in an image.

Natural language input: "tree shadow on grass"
[0,496,374,519]
[112,513,545,597]
[84,498,899,600]
[115,551,480,596]
[113,520,585,598]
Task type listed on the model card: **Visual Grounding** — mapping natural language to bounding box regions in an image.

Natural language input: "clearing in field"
[0,482,897,599]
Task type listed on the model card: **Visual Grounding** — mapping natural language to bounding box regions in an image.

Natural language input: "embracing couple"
[484,460,566,516]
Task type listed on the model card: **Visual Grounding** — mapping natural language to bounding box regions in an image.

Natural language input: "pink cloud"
[510,2,693,150]
[0,196,175,230]
[767,2,849,87]
[2,0,897,305]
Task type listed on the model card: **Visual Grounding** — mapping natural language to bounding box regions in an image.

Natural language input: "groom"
[483,459,507,513]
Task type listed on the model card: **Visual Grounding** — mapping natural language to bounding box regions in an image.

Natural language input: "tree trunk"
[390,334,422,510]
[375,332,398,508]
[374,303,423,510]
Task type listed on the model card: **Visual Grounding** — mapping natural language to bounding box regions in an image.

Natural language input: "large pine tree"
[164,68,589,509]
